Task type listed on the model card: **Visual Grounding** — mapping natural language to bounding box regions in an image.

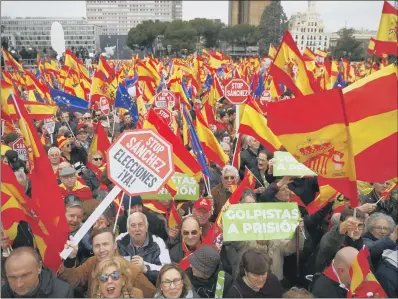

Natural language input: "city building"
[86,0,182,35]
[329,28,377,54]
[288,1,330,53]
[228,0,271,26]
[1,16,101,53]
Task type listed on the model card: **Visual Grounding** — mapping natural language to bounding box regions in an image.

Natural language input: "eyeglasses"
[373,226,390,231]
[93,157,103,161]
[223,176,235,181]
[182,230,198,236]
[161,277,182,288]
[98,271,121,282]
[84,117,91,120]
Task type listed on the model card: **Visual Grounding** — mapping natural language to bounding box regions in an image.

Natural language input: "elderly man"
[192,198,213,237]
[58,227,155,298]
[250,150,272,201]
[211,165,240,217]
[117,212,171,285]
[239,136,261,179]
[59,166,93,201]
[75,126,91,151]
[170,216,203,263]
[2,247,73,298]
[48,147,62,174]
[312,247,360,298]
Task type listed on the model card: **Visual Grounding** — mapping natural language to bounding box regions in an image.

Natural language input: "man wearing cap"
[58,135,87,165]
[59,166,93,201]
[75,125,91,151]
[192,198,214,237]
[169,216,202,264]
[186,245,233,298]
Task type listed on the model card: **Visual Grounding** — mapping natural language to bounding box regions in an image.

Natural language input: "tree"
[188,18,225,48]
[233,24,261,51]
[329,28,364,61]
[127,20,168,50]
[163,20,198,54]
[258,1,288,56]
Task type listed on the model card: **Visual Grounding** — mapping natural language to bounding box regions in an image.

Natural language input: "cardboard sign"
[12,137,28,161]
[224,78,250,105]
[107,129,174,196]
[141,172,199,201]
[100,97,110,116]
[273,151,317,177]
[43,117,56,134]
[222,203,300,241]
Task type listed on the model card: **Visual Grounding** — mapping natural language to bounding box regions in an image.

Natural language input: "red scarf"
[323,262,352,297]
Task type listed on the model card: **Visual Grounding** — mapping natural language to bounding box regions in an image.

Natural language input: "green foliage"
[127,20,168,49]
[329,28,365,61]
[258,1,288,56]
[163,20,198,54]
[188,18,225,48]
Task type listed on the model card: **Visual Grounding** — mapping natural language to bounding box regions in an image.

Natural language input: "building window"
[296,35,298,39]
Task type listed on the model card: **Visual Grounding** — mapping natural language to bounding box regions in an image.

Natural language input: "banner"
[142,172,199,201]
[274,151,317,176]
[222,203,300,241]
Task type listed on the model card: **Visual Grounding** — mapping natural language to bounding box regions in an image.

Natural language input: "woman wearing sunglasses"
[91,256,143,298]
[154,264,198,298]
[87,151,106,181]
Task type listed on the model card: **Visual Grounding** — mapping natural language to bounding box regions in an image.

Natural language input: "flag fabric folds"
[115,83,139,122]
[89,122,111,163]
[349,245,371,294]
[49,87,88,113]
[268,88,358,205]
[374,1,398,55]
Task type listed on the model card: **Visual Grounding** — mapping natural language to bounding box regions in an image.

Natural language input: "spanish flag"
[303,48,316,61]
[168,200,182,229]
[349,245,371,294]
[268,88,358,205]
[2,49,24,72]
[374,1,398,55]
[342,64,398,183]
[143,109,202,181]
[64,49,82,76]
[350,272,387,298]
[89,122,111,163]
[238,97,282,153]
[269,43,277,60]
[316,48,328,59]
[307,183,338,215]
[367,37,377,55]
[269,31,314,96]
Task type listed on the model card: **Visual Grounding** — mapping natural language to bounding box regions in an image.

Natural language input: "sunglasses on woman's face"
[223,176,235,181]
[93,157,103,161]
[84,117,91,120]
[98,271,121,282]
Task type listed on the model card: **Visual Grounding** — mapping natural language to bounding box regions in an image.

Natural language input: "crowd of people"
[1,98,397,298]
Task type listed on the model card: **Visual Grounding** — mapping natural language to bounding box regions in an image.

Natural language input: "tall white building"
[86,0,182,35]
[1,17,101,53]
[288,1,330,53]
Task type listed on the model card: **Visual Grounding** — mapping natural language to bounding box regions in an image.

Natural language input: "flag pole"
[369,54,375,74]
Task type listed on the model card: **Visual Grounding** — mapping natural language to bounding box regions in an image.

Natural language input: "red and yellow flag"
[367,37,377,55]
[349,245,371,293]
[168,200,182,229]
[89,122,111,163]
[269,31,314,96]
[303,48,316,61]
[268,43,277,60]
[2,49,24,72]
[374,1,398,55]
[307,183,338,215]
[268,88,358,205]
[343,64,398,183]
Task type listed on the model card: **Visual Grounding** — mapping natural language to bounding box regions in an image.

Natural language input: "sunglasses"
[98,271,121,282]
[223,176,235,181]
[84,117,92,120]
[93,157,103,161]
[182,230,198,236]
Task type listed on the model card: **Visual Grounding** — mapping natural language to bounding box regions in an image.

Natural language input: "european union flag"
[333,72,347,89]
[254,71,265,98]
[182,105,211,178]
[115,83,138,122]
[125,76,138,89]
[203,74,212,90]
[50,88,88,113]
[156,73,165,93]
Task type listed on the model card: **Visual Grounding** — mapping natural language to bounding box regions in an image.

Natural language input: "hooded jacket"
[2,266,73,298]
[375,249,398,298]
[363,232,396,267]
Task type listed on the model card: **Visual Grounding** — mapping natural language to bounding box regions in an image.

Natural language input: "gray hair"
[221,165,239,178]
[48,147,61,156]
[127,211,148,228]
[240,190,256,203]
[365,212,395,233]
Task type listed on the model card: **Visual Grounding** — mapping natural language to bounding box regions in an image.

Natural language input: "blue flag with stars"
[254,71,265,98]
[182,105,211,178]
[115,83,139,122]
[49,88,88,113]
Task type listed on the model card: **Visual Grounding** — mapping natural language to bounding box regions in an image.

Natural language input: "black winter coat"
[186,267,233,298]
[225,273,282,298]
[375,256,398,298]
[311,273,348,298]
[2,266,74,298]
[239,148,258,179]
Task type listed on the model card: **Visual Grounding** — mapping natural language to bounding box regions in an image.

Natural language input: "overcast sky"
[1,1,391,32]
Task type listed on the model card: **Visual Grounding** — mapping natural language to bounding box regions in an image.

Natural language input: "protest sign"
[12,137,28,161]
[222,202,300,241]
[107,129,174,195]
[141,172,199,200]
[273,151,317,177]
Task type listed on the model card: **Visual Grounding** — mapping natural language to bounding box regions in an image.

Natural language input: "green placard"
[222,203,300,241]
[141,172,199,201]
[215,270,225,298]
[273,151,317,177]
